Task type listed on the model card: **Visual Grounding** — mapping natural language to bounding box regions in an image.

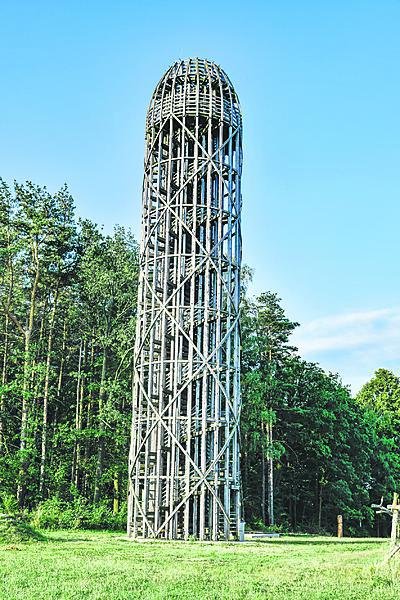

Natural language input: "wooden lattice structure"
[127,58,243,540]
[372,493,400,561]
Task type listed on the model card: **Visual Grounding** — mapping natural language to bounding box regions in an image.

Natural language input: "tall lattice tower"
[128,58,243,540]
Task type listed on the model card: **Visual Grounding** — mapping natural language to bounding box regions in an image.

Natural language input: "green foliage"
[0,514,44,543]
[0,492,19,514]
[1,177,399,538]
[355,369,400,514]
[30,497,126,531]
[0,178,138,523]
[241,292,399,535]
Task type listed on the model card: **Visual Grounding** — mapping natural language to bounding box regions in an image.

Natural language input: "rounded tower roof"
[146,58,242,129]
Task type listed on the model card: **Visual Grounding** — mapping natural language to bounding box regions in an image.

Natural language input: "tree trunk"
[113,472,119,514]
[20,333,32,452]
[71,339,83,487]
[261,422,266,524]
[318,483,323,530]
[56,320,68,404]
[84,332,95,496]
[17,331,32,507]
[390,492,399,548]
[93,346,107,504]
[17,240,40,507]
[39,288,59,495]
[46,320,67,479]
[75,340,86,490]
[0,222,14,452]
[243,432,249,500]
[267,421,274,526]
[0,313,9,451]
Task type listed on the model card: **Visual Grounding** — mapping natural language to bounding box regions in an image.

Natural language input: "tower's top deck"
[146,58,242,129]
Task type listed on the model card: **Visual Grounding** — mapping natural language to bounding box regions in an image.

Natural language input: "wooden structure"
[372,493,400,560]
[127,58,243,540]
[337,514,343,538]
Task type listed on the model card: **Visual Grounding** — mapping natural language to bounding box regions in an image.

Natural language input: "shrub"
[0,493,19,515]
[0,514,45,543]
[30,497,66,530]
[30,497,127,531]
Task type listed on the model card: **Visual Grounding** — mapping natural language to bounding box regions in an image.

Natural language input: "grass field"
[1,531,399,599]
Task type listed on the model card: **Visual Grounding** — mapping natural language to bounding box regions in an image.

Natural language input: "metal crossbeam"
[127,58,243,540]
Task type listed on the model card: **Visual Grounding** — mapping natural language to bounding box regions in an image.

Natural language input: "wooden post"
[113,473,119,514]
[337,514,343,538]
[390,492,399,548]
[372,493,400,562]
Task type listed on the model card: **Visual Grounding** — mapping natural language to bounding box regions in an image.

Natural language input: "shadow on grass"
[249,538,388,546]
[29,531,390,547]
[44,531,126,543]
[46,537,93,543]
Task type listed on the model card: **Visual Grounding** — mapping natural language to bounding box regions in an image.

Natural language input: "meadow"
[1,532,399,599]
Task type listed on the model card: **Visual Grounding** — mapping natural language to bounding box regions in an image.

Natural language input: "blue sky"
[1,1,400,391]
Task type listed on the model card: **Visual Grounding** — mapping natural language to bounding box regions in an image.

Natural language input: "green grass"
[0,531,399,599]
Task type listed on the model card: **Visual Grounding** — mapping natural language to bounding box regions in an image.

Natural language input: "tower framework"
[128,58,243,540]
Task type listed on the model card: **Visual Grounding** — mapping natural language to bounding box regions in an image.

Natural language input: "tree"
[1,177,399,536]
[0,179,139,517]
[356,369,400,534]
[241,292,298,526]
[275,359,373,533]
[78,223,138,504]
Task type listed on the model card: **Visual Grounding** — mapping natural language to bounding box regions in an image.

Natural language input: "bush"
[247,518,290,534]
[0,514,45,543]
[30,497,66,530]
[30,497,126,531]
[0,493,19,515]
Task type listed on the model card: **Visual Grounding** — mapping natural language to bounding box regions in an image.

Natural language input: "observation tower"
[128,58,243,540]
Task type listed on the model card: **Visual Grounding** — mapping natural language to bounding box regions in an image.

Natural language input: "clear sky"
[1,1,400,392]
